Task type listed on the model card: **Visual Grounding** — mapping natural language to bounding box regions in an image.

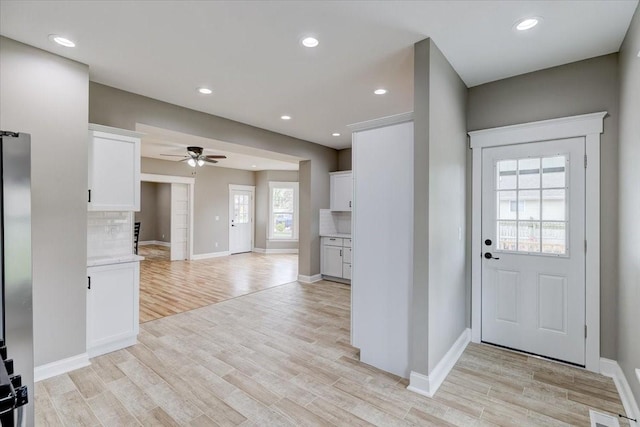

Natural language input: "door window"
[495,155,568,255]
[233,194,249,224]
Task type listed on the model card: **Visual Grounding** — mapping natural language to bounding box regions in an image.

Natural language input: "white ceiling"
[137,124,301,171]
[1,1,637,150]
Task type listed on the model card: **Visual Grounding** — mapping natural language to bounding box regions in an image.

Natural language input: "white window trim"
[469,111,606,373]
[268,181,299,241]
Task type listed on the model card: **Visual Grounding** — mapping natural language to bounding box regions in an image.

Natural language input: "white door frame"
[140,173,195,260]
[469,111,606,373]
[228,184,255,253]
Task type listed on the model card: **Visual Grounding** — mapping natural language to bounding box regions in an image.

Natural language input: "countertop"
[87,254,145,267]
[320,233,352,239]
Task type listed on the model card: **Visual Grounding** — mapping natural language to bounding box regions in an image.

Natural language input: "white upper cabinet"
[330,171,353,211]
[88,124,142,211]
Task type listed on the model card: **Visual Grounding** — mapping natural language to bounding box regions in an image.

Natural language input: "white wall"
[617,5,640,407]
[0,37,89,366]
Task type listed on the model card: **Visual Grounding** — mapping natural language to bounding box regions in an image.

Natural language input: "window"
[496,155,568,255]
[269,182,299,240]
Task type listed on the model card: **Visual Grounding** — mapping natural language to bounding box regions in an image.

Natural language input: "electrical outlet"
[162,234,165,239]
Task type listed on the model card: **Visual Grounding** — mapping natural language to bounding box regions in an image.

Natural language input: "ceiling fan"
[160,146,226,167]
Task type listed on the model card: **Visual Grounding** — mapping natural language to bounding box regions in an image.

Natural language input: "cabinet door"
[322,245,344,277]
[88,130,140,211]
[330,173,353,211]
[343,263,352,280]
[343,247,352,264]
[87,262,139,357]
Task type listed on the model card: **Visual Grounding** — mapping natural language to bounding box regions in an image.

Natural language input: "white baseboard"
[191,251,230,260]
[600,358,639,425]
[88,336,137,359]
[35,352,91,382]
[407,328,471,398]
[252,247,299,254]
[139,240,170,247]
[298,274,322,283]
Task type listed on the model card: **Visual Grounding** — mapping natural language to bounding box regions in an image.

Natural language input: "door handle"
[484,252,500,260]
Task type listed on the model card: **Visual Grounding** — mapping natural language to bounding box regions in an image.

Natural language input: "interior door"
[229,188,253,254]
[170,183,189,261]
[481,138,586,366]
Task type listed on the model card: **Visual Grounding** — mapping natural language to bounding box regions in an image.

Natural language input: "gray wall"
[467,53,620,359]
[255,170,299,250]
[135,182,171,242]
[617,6,640,406]
[89,83,336,276]
[411,39,468,376]
[141,158,254,254]
[0,37,89,366]
[156,183,171,242]
[337,148,352,171]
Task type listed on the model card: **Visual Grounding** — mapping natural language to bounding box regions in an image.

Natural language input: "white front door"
[229,187,253,254]
[481,137,586,366]
[170,183,189,261]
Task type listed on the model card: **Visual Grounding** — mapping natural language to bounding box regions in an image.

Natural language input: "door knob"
[484,252,500,260]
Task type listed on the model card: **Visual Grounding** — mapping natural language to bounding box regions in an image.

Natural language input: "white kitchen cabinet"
[88,124,142,211]
[330,171,353,211]
[87,261,139,357]
[321,237,351,281]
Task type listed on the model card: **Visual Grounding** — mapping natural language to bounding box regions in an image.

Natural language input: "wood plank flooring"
[37,280,629,426]
[138,245,298,322]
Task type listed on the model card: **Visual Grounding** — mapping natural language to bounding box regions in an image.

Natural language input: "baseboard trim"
[35,353,91,382]
[600,358,639,425]
[88,336,137,359]
[298,274,322,283]
[252,247,299,254]
[139,240,170,247]
[407,328,471,398]
[191,251,230,260]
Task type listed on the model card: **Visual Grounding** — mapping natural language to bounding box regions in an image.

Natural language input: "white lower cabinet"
[87,262,139,357]
[321,237,352,281]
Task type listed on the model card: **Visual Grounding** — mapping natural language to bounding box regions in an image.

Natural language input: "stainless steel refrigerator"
[0,131,33,426]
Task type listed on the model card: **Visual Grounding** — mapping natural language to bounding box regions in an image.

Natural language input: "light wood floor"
[138,245,298,323]
[37,280,628,426]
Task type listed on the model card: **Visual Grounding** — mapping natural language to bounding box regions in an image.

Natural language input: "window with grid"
[268,182,299,240]
[495,156,568,255]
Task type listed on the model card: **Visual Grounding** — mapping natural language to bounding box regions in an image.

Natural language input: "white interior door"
[170,183,189,261]
[229,187,253,254]
[481,138,586,366]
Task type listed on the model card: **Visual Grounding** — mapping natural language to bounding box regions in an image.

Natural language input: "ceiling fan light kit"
[160,145,227,167]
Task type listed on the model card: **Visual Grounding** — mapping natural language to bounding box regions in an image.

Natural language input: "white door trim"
[228,184,255,254]
[140,173,195,260]
[469,111,606,373]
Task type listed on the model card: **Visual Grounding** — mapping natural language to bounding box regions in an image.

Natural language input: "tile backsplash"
[319,209,352,235]
[87,211,133,258]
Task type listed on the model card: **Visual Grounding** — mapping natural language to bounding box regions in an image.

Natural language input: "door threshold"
[480,341,585,369]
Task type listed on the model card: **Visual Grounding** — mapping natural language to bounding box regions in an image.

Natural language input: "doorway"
[480,138,585,365]
[228,184,255,254]
[470,112,605,372]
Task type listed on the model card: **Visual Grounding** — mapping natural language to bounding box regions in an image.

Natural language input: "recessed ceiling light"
[301,37,319,48]
[332,133,341,137]
[515,17,540,31]
[281,115,291,120]
[251,164,257,168]
[374,89,387,95]
[197,87,213,95]
[48,34,75,47]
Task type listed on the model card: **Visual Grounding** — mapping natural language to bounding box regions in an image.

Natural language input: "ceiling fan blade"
[205,155,226,159]
[160,154,188,157]
[201,158,218,164]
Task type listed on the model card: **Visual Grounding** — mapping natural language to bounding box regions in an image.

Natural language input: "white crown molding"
[35,353,90,382]
[348,112,414,132]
